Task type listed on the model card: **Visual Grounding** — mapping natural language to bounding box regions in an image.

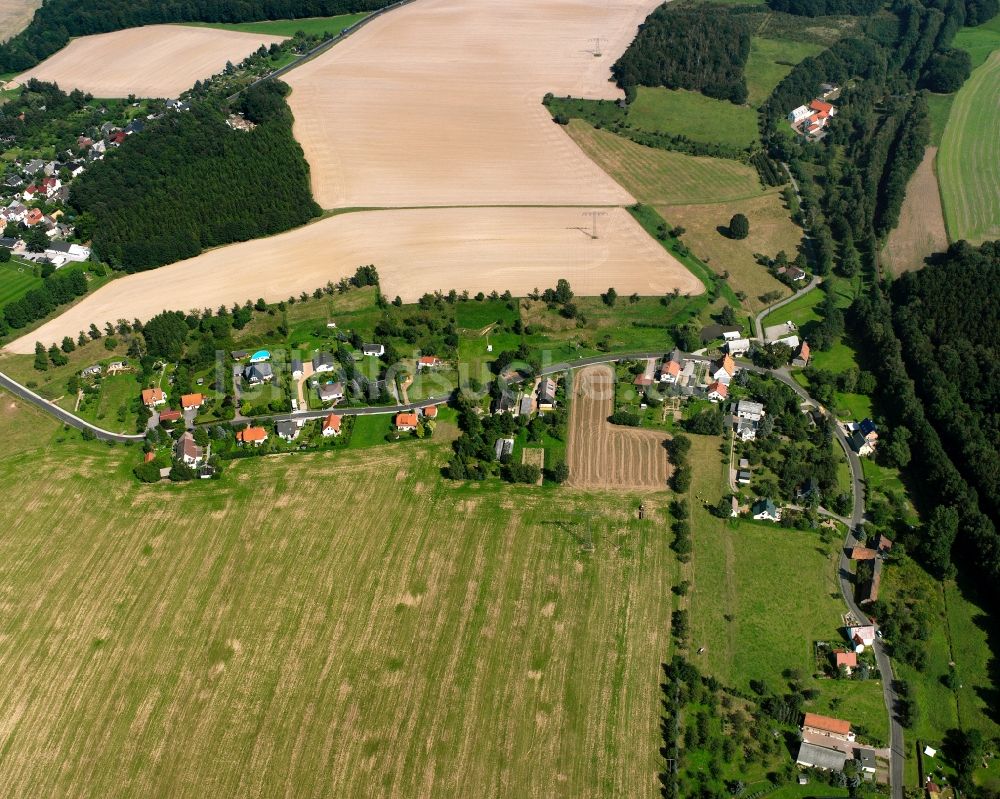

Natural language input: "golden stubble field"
[0,392,674,798]
[882,146,948,275]
[566,365,672,491]
[9,206,699,353]
[285,0,657,208]
[0,0,40,44]
[13,25,285,98]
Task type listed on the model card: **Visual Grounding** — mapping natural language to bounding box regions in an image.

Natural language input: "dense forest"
[766,0,883,14]
[892,242,1000,522]
[612,6,751,104]
[0,0,395,72]
[70,81,320,273]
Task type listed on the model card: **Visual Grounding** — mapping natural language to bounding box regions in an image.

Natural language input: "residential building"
[236,426,268,446]
[291,359,303,379]
[518,395,533,417]
[174,431,203,466]
[849,430,874,457]
[737,470,751,484]
[181,393,204,410]
[312,352,335,373]
[141,387,166,407]
[243,362,273,385]
[735,400,764,422]
[726,337,751,356]
[736,418,758,441]
[317,382,344,403]
[706,381,728,402]
[711,354,736,386]
[875,533,893,553]
[322,413,342,436]
[857,748,877,777]
[275,419,302,442]
[859,418,879,442]
[751,498,781,522]
[849,547,877,560]
[492,393,516,415]
[834,651,857,674]
[659,358,681,384]
[793,341,811,368]
[395,412,419,431]
[80,364,102,378]
[423,405,438,419]
[796,741,848,772]
[802,713,855,744]
[417,355,442,369]
[362,343,384,357]
[158,409,182,424]
[846,625,876,650]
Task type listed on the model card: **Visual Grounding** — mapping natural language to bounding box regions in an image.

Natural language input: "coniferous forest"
[612,6,751,104]
[0,0,396,72]
[70,81,321,273]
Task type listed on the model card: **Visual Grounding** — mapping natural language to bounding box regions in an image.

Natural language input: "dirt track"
[566,365,671,491]
[7,206,698,353]
[285,0,656,208]
[14,25,285,98]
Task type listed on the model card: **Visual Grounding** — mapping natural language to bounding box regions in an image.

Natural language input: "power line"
[583,210,607,239]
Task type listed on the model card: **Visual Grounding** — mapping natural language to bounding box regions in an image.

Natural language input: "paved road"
[0,347,904,795]
[0,370,144,442]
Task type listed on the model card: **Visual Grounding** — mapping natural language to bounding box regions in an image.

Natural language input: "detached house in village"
[711,354,736,386]
[752,498,781,522]
[659,350,683,383]
[181,393,204,411]
[395,412,418,432]
[243,362,273,385]
[706,381,728,402]
[141,387,166,408]
[322,413,342,437]
[537,378,557,410]
[275,419,303,442]
[317,382,344,403]
[362,343,384,357]
[236,426,268,446]
[312,352,335,373]
[417,355,442,370]
[174,431,204,467]
[734,399,765,441]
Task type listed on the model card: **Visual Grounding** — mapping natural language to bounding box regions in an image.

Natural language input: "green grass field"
[565,120,767,205]
[744,37,825,107]
[627,87,760,149]
[186,13,369,37]
[0,389,675,798]
[0,258,42,309]
[953,12,1000,69]
[937,50,1000,244]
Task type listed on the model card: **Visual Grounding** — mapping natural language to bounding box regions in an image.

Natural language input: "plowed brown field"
[14,25,285,98]
[284,0,654,208]
[0,0,39,44]
[566,365,671,491]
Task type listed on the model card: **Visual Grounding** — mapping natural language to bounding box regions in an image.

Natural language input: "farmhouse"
[312,352,335,373]
[174,431,203,467]
[243,362,273,385]
[802,713,854,744]
[537,378,557,409]
[417,355,442,369]
[793,341,811,367]
[752,498,781,522]
[849,430,875,457]
[395,412,418,431]
[847,625,876,650]
[181,393,204,410]
[322,413,342,436]
[236,426,268,446]
[141,387,166,407]
[317,382,344,403]
[362,343,384,357]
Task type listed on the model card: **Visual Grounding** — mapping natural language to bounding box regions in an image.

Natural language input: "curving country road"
[0,348,903,796]
[753,276,822,341]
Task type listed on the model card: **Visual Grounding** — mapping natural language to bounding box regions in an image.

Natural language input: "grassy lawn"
[73,371,140,433]
[455,298,518,331]
[744,37,826,107]
[565,120,768,205]
[185,12,369,37]
[953,11,1000,69]
[0,390,675,798]
[658,190,802,313]
[627,87,760,149]
[926,92,956,146]
[0,257,42,309]
[937,49,1000,245]
[347,412,395,447]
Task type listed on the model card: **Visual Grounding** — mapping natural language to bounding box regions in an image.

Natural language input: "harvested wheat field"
[13,25,285,98]
[882,147,948,275]
[284,0,657,207]
[9,206,698,353]
[567,365,671,491]
[0,396,673,798]
[0,0,40,44]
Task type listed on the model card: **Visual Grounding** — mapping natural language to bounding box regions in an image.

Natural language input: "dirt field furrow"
[882,146,948,275]
[13,25,286,98]
[566,365,670,491]
[8,207,697,354]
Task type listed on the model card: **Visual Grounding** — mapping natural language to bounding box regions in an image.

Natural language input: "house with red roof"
[237,426,268,445]
[423,405,438,419]
[834,650,857,674]
[802,712,855,743]
[141,387,166,407]
[417,355,442,369]
[706,380,728,402]
[395,412,419,431]
[322,413,342,437]
[181,393,204,410]
[793,340,811,367]
[158,409,182,424]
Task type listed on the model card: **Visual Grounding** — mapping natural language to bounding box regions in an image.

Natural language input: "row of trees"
[0,268,88,333]
[70,81,320,272]
[612,6,751,104]
[0,0,395,72]
[766,0,883,14]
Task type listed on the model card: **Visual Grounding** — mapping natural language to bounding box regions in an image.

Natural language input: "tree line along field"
[185,12,369,37]
[937,49,1000,245]
[0,258,42,310]
[0,390,677,799]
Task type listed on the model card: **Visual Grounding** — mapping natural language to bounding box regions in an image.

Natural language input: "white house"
[711,354,736,386]
[788,105,812,124]
[312,352,335,373]
[735,400,764,422]
[726,338,751,356]
[322,413,342,437]
[752,498,781,522]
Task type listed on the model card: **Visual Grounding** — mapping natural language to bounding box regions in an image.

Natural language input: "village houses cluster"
[788,84,840,141]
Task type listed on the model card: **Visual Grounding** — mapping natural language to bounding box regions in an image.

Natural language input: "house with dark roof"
[275,419,302,442]
[537,378,557,409]
[312,352,335,373]
[362,343,384,357]
[493,392,516,415]
[243,362,273,385]
[494,438,514,460]
[752,498,780,522]
[291,358,303,379]
[796,741,848,772]
[175,431,203,466]
[317,382,344,403]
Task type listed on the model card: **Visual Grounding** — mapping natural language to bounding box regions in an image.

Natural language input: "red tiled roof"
[663,360,681,376]
[237,426,267,443]
[803,713,852,735]
[141,387,164,405]
[418,355,440,365]
[720,354,735,375]
[323,413,341,432]
[158,409,182,422]
[395,412,418,428]
[810,99,834,113]
[835,651,857,668]
[181,393,203,409]
[707,380,728,398]
[634,374,653,386]
[798,341,811,361]
[144,451,155,463]
[850,547,877,560]
[423,405,438,418]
